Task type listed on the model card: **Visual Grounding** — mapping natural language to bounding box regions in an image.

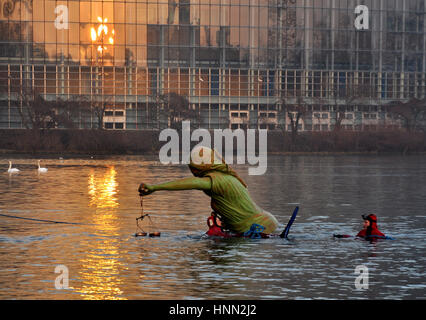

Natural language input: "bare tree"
[11,86,56,131]
[387,97,426,132]
[321,87,348,133]
[281,94,307,143]
[91,100,108,130]
[157,92,197,129]
[331,108,346,132]
[323,76,379,132]
[1,72,92,130]
[54,96,91,129]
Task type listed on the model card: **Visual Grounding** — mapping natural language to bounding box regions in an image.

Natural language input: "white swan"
[7,161,20,173]
[37,160,48,173]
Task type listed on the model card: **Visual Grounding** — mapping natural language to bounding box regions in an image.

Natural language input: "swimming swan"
[37,160,48,173]
[7,161,20,173]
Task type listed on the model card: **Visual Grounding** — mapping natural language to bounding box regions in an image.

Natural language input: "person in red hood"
[356,214,385,238]
[206,213,231,238]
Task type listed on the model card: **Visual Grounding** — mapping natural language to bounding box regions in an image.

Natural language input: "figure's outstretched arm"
[139,177,211,196]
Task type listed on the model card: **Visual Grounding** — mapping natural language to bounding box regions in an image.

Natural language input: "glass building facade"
[0,0,425,130]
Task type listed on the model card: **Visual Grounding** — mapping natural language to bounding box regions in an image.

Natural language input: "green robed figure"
[138,146,279,236]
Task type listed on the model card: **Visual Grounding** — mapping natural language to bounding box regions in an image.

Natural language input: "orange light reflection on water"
[88,167,119,209]
[77,166,127,300]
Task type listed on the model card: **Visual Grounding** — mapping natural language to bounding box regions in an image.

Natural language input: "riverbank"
[0,128,425,155]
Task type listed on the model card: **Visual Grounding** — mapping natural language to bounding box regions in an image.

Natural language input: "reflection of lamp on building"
[90,17,115,60]
[91,17,115,56]
[90,17,116,129]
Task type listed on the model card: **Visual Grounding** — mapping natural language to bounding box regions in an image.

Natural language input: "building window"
[115,111,124,117]
[105,122,114,129]
[105,111,114,116]
[231,112,239,118]
[231,124,239,130]
[364,113,376,119]
[115,123,124,129]
[211,70,219,96]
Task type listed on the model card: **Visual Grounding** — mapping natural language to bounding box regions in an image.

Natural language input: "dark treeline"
[0,129,158,154]
[0,128,425,155]
[268,129,426,154]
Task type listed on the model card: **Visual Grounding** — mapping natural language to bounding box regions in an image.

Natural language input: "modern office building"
[0,0,425,130]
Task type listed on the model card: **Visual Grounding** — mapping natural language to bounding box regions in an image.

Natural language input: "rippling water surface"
[0,154,425,299]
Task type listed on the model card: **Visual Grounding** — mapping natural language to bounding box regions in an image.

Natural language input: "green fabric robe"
[204,171,279,234]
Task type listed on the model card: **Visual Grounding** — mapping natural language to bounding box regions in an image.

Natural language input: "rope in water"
[0,213,97,225]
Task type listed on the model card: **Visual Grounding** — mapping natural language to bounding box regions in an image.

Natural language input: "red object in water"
[206,215,232,238]
[206,215,271,239]
[357,214,385,238]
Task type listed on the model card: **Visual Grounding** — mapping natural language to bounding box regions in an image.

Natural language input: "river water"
[0,154,425,300]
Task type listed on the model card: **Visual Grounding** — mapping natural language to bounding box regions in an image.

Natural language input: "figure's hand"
[138,183,155,196]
